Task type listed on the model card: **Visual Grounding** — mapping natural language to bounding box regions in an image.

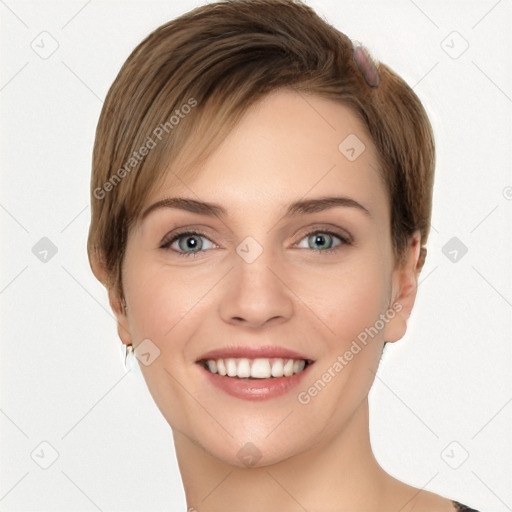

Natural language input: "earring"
[123,343,140,373]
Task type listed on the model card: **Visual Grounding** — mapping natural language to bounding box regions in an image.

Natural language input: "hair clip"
[352,41,380,88]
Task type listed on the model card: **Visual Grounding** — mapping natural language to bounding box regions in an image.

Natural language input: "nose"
[218,249,294,329]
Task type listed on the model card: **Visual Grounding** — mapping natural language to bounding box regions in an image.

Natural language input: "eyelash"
[159,228,352,258]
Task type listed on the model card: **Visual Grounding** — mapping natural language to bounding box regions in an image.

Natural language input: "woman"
[87,1,480,510]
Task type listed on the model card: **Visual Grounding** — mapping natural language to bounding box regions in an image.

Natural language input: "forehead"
[140,89,388,222]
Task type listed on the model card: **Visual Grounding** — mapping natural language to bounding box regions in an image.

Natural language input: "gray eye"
[172,233,215,253]
[296,232,342,251]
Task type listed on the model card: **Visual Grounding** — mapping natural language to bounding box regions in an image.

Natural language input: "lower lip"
[197,362,314,401]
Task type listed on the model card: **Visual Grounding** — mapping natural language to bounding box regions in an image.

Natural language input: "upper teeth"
[204,358,307,378]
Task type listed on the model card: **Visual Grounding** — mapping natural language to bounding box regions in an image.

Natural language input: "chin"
[206,438,302,469]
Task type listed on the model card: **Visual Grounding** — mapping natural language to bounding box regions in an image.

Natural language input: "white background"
[1,0,511,511]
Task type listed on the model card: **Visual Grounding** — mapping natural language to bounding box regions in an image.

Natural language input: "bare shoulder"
[411,489,458,512]
[382,478,456,512]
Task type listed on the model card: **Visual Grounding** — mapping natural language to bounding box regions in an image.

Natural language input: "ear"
[107,287,133,347]
[90,248,133,347]
[90,247,108,285]
[382,230,423,344]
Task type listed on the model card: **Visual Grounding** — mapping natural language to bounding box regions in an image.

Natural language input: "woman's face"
[115,89,417,467]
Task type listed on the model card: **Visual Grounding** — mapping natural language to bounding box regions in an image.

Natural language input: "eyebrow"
[140,195,371,221]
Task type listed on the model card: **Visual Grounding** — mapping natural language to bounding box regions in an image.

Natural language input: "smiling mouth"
[197,357,315,379]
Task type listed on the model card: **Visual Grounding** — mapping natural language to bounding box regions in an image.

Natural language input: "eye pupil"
[179,235,201,251]
[309,233,332,250]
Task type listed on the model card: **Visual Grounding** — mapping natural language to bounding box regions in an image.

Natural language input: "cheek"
[123,234,391,351]
[122,251,206,342]
[302,252,389,348]
[120,253,208,423]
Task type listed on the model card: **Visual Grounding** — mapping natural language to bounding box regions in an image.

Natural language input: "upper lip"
[196,345,315,363]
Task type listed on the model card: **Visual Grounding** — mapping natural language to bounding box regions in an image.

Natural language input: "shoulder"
[407,490,481,512]
[382,478,476,512]
[407,488,457,512]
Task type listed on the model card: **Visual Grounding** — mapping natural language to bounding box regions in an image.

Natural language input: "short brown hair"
[87,0,435,302]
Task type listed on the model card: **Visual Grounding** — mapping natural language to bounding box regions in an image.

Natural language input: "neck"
[173,398,396,512]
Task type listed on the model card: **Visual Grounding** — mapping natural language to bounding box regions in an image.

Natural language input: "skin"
[94,90,455,511]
